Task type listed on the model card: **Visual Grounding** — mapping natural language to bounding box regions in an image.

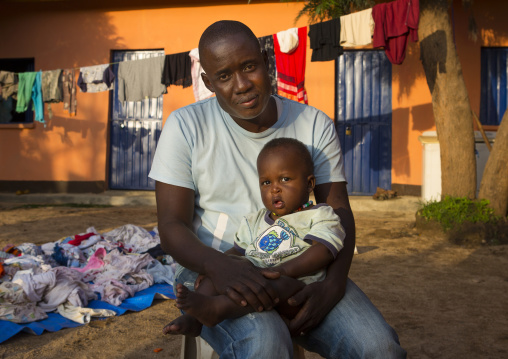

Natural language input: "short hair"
[198,20,261,60]
[258,138,314,175]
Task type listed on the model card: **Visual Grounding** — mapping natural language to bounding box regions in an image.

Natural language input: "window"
[480,48,507,126]
[0,58,35,124]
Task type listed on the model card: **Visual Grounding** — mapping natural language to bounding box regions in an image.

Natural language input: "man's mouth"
[238,95,258,107]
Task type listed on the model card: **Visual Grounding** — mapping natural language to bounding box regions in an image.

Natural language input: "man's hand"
[287,280,344,336]
[205,255,281,312]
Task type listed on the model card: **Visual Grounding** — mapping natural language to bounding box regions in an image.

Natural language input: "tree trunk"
[478,110,508,216]
[419,0,477,199]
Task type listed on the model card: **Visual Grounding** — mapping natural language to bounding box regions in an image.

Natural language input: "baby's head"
[257,138,315,217]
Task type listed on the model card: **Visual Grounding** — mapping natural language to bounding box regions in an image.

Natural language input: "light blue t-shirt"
[148,95,345,253]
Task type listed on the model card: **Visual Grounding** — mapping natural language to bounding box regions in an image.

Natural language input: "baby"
[163,137,345,336]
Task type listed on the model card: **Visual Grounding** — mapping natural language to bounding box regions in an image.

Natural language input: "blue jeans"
[175,269,406,359]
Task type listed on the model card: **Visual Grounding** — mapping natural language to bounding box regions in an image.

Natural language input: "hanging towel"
[77,64,115,93]
[189,48,214,102]
[308,18,343,62]
[117,56,167,102]
[32,71,44,123]
[15,72,37,113]
[0,71,18,100]
[258,35,278,94]
[62,69,77,116]
[162,51,192,88]
[275,28,299,54]
[340,8,374,47]
[372,0,420,65]
[273,26,308,104]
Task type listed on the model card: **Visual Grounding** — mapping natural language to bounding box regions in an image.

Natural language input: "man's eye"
[244,64,255,71]
[218,74,230,81]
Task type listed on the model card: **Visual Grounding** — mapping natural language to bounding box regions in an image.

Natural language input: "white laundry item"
[146,260,175,285]
[275,28,300,53]
[57,303,116,324]
[189,48,214,102]
[340,8,374,47]
[101,224,160,253]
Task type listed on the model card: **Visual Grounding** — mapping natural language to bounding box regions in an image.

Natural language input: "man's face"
[200,33,273,127]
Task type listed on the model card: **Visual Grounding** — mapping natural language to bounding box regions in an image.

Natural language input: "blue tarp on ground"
[0,283,175,344]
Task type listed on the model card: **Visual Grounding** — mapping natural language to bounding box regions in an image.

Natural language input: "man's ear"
[307,174,316,193]
[201,72,215,93]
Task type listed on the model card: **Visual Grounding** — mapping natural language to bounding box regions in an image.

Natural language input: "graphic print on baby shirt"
[248,218,301,266]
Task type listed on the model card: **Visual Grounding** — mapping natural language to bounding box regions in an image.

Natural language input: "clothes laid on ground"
[15,72,37,113]
[340,8,374,47]
[258,35,278,94]
[148,95,345,256]
[62,69,77,115]
[77,64,115,93]
[273,27,309,104]
[117,56,167,102]
[308,18,343,62]
[234,205,345,284]
[0,224,176,327]
[188,48,214,102]
[0,71,18,100]
[162,51,192,88]
[372,0,420,65]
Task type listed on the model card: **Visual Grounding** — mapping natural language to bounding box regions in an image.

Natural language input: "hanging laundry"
[117,56,167,103]
[32,71,44,123]
[15,72,37,113]
[308,18,343,62]
[274,26,308,104]
[62,69,77,116]
[340,8,374,47]
[162,51,192,88]
[0,71,18,100]
[258,35,278,94]
[77,64,115,93]
[372,0,420,65]
[189,48,214,102]
[41,69,62,119]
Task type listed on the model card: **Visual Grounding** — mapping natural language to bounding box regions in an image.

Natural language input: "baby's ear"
[307,174,316,193]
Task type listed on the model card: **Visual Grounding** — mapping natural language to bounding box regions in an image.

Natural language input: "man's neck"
[231,96,278,133]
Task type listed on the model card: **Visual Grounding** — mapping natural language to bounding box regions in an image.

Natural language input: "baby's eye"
[261,180,270,186]
[281,177,290,182]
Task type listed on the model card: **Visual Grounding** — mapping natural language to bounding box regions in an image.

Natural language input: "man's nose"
[234,73,252,93]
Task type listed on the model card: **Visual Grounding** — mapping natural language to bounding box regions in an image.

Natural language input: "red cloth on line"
[372,0,420,65]
[273,27,309,104]
[67,232,96,246]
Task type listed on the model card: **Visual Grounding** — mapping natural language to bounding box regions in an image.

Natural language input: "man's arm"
[287,181,355,336]
[155,181,280,311]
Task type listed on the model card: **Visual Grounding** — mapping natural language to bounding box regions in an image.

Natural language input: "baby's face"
[257,147,313,217]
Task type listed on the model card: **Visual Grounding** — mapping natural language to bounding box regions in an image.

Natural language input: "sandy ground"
[0,203,507,358]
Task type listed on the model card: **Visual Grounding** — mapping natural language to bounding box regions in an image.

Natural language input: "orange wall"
[0,0,506,188]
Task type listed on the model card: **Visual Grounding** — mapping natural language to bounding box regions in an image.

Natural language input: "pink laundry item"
[75,247,106,273]
[372,0,419,65]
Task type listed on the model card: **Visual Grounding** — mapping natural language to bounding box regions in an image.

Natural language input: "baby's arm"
[272,242,334,278]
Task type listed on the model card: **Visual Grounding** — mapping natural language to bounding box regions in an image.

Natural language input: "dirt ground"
[0,203,507,358]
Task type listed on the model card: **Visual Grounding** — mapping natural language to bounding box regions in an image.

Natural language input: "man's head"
[199,21,275,131]
[257,138,316,217]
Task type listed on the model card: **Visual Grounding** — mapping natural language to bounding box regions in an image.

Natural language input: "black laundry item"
[258,35,278,95]
[162,51,192,88]
[308,18,343,62]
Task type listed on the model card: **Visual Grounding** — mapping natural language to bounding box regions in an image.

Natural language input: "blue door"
[335,50,392,195]
[109,50,164,190]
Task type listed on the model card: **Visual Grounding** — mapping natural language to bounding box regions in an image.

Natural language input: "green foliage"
[419,196,501,231]
[248,1,374,23]
[281,0,375,23]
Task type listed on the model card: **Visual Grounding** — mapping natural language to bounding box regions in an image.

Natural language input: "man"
[149,20,405,358]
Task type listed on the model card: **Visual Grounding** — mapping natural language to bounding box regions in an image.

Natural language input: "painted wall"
[0,0,505,191]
